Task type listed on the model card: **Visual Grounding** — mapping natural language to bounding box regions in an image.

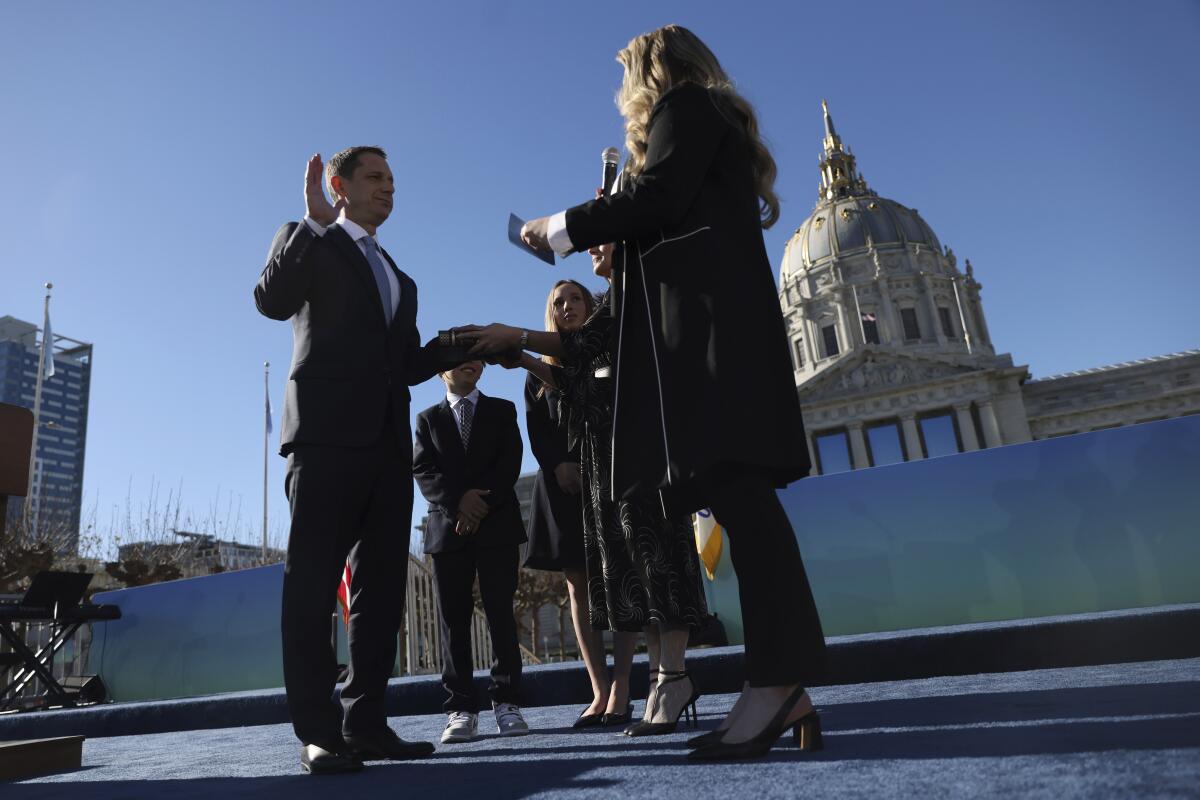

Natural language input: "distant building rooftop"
[1028,349,1200,383]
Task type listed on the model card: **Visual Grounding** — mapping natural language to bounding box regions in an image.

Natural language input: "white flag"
[265,384,274,435]
[41,311,55,379]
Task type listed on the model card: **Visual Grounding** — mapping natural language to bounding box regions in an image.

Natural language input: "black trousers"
[708,472,827,687]
[281,430,412,745]
[431,543,522,713]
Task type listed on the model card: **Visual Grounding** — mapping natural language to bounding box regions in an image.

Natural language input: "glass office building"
[0,315,93,554]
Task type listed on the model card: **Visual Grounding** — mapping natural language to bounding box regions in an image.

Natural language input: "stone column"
[922,274,947,346]
[832,293,851,356]
[847,423,871,470]
[842,286,861,347]
[971,291,993,349]
[954,403,980,451]
[805,433,819,477]
[877,276,900,345]
[900,413,924,461]
[978,399,1002,448]
[804,315,820,365]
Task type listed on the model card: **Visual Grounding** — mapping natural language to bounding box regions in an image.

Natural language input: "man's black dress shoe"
[300,742,363,775]
[344,728,436,761]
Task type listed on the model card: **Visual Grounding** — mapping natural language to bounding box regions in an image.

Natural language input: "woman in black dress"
[469,25,828,761]
[523,279,638,727]
[471,236,709,736]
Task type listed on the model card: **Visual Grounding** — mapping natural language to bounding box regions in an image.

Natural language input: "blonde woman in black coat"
[524,279,639,728]
[464,25,827,761]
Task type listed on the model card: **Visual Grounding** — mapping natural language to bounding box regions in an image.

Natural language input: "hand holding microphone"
[520,146,621,253]
[601,146,620,196]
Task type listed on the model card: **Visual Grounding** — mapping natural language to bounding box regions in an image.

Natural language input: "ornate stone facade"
[780,104,1200,474]
[1024,350,1200,439]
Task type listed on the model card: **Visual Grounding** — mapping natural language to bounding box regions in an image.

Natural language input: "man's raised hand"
[304,154,344,226]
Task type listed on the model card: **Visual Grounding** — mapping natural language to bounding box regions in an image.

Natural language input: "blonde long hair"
[616,25,780,229]
[536,279,597,398]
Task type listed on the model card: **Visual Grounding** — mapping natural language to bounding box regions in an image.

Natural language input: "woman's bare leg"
[564,568,608,716]
[641,623,662,722]
[648,623,692,724]
[606,631,637,715]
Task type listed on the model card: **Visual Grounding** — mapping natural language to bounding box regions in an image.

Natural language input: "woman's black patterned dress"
[550,295,707,633]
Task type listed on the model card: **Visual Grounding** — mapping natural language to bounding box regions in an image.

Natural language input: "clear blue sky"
[2,0,1197,556]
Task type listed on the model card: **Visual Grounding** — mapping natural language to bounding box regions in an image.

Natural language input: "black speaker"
[60,674,107,704]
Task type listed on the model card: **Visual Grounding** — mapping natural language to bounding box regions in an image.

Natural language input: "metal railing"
[1,556,542,701]
[0,618,92,703]
[400,553,540,675]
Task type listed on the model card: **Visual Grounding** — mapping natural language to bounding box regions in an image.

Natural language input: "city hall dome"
[781,101,942,281]
[777,100,997,383]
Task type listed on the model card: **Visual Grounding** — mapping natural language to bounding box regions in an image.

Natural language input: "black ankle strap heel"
[625,669,701,737]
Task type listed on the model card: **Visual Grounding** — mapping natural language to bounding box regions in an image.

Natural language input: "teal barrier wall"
[703,415,1200,639]
[90,416,1199,701]
[88,564,290,702]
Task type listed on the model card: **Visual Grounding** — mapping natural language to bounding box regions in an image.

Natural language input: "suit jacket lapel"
[380,248,415,337]
[437,399,467,467]
[328,225,388,330]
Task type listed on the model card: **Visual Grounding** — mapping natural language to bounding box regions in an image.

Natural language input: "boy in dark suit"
[413,360,529,742]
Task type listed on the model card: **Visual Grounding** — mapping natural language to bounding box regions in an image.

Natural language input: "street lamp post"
[262,361,269,562]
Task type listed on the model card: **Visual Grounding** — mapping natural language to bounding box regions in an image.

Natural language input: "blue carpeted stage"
[7,656,1200,799]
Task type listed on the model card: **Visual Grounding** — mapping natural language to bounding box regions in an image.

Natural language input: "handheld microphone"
[601,147,620,196]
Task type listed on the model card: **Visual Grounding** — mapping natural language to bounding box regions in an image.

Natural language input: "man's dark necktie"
[455,398,473,449]
[360,237,394,326]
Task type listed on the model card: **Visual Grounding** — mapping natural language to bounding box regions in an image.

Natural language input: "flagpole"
[851,283,867,343]
[24,283,53,531]
[262,361,269,562]
[951,277,974,355]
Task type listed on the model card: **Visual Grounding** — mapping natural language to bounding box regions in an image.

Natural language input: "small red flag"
[335,561,352,627]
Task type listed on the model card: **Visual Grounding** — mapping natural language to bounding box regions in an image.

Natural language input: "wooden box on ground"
[0,736,85,781]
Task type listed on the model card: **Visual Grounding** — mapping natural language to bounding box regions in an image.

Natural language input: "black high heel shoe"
[624,670,700,737]
[572,708,606,729]
[601,703,634,726]
[622,668,657,735]
[687,685,821,761]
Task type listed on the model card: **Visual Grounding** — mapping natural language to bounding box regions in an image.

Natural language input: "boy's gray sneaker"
[441,711,479,743]
[493,702,530,736]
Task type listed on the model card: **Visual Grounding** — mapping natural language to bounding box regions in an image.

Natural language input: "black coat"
[413,394,527,554]
[522,373,584,571]
[564,83,809,512]
[254,221,439,455]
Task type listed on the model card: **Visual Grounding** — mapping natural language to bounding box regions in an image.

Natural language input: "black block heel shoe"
[687,685,818,761]
[793,711,823,751]
[624,670,700,737]
[686,727,726,749]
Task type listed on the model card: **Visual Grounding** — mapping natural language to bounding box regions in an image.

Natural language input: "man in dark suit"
[254,146,440,774]
[413,360,529,743]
